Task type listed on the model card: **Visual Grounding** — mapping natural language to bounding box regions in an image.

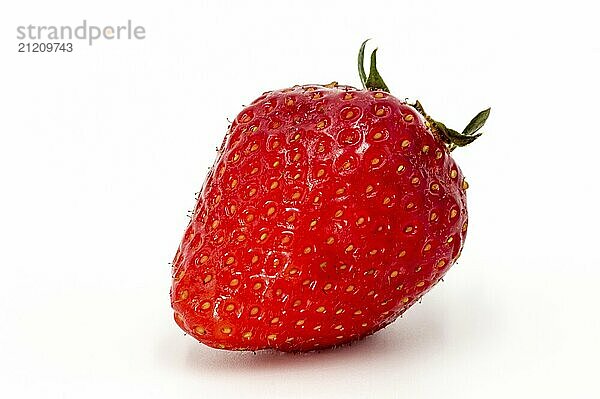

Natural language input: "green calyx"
[358,39,390,92]
[357,40,490,150]
[416,102,490,151]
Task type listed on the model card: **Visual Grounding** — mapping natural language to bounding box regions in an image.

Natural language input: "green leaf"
[433,120,482,147]
[365,48,390,92]
[447,130,482,146]
[462,108,491,136]
[358,39,369,89]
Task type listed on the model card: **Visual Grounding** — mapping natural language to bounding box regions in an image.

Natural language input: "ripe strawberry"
[171,41,489,352]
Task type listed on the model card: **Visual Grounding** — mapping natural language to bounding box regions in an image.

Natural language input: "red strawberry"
[171,41,489,352]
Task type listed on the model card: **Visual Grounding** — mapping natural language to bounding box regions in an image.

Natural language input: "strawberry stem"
[358,39,390,92]
[417,104,491,150]
[357,40,490,149]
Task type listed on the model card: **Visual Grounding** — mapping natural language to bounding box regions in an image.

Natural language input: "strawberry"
[171,41,489,352]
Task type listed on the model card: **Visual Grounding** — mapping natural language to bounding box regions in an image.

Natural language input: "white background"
[1,1,599,398]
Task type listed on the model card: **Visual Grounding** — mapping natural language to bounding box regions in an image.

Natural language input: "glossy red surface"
[171,84,468,351]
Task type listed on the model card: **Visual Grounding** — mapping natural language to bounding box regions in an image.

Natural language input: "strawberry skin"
[171,83,472,352]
